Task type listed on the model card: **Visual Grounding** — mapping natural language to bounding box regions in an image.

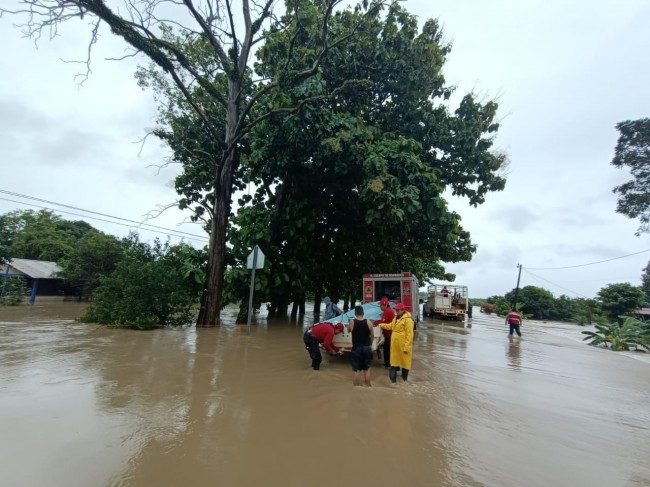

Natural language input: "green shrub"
[0,276,30,305]
[80,235,203,329]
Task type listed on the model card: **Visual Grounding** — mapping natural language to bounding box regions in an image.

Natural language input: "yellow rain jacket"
[379,311,414,369]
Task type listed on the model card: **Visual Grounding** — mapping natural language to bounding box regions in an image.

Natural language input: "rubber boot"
[401,369,409,382]
[389,367,398,383]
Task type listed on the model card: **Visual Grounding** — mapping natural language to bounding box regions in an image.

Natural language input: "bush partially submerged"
[0,276,30,305]
[582,317,650,352]
[81,235,203,329]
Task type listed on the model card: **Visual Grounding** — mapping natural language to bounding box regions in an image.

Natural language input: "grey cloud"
[490,204,540,232]
[31,129,113,167]
[0,99,53,132]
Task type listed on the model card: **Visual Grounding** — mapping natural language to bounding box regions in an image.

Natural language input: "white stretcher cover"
[316,301,394,352]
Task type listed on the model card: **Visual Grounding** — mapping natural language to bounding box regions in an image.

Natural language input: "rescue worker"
[323,296,343,320]
[506,308,522,337]
[373,297,395,368]
[379,302,414,382]
[303,322,345,370]
[349,305,374,386]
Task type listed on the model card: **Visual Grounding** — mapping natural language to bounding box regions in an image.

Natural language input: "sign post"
[246,245,265,335]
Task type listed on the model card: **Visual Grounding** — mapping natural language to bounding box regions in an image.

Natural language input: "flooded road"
[1,303,649,487]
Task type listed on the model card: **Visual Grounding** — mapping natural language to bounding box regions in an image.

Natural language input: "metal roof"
[5,258,62,279]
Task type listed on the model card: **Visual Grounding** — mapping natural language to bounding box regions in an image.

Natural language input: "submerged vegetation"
[582,318,650,352]
[80,236,204,330]
[0,276,30,306]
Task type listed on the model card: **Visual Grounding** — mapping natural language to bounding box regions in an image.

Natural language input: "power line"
[0,188,207,240]
[526,248,650,270]
[522,268,590,298]
[0,195,209,243]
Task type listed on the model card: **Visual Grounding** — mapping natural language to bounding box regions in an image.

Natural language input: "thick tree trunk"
[290,292,306,321]
[313,294,322,315]
[196,176,231,326]
[196,83,239,327]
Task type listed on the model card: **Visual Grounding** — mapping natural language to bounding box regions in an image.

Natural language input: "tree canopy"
[611,118,650,234]
[504,285,555,320]
[597,282,645,323]
[3,1,506,324]
[0,210,93,263]
[156,4,506,317]
[58,230,123,298]
[81,235,203,329]
[2,0,396,326]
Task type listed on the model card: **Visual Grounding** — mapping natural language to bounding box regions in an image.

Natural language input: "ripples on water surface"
[0,303,648,487]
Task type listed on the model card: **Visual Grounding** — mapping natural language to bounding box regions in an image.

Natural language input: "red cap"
[395,303,406,311]
[334,323,345,332]
[379,298,389,306]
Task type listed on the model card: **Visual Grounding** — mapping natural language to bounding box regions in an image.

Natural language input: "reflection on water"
[1,303,649,487]
[506,336,521,369]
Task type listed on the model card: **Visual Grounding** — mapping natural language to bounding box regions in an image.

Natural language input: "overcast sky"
[1,0,649,299]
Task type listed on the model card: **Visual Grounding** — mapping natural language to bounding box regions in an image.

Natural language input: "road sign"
[246,245,264,335]
[247,246,265,269]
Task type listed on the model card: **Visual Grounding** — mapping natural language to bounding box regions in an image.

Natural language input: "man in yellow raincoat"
[379,302,414,382]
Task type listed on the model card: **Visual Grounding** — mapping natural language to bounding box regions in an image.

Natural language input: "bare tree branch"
[182,0,232,71]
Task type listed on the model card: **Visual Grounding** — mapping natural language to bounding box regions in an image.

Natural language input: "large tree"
[224,5,505,316]
[611,118,650,234]
[1,209,93,263]
[597,282,645,323]
[504,285,555,320]
[2,0,390,326]
[641,261,650,304]
[0,212,22,265]
[58,229,123,298]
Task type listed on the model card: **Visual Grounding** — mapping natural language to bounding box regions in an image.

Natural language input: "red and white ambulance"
[362,272,420,323]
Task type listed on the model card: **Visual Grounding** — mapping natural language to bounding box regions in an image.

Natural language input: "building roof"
[5,258,63,279]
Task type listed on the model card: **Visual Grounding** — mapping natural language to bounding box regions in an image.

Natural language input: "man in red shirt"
[374,297,396,368]
[506,308,522,337]
[303,322,345,370]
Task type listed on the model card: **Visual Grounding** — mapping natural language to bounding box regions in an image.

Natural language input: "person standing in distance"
[349,305,374,386]
[374,297,396,368]
[379,303,414,382]
[303,322,345,370]
[506,308,522,337]
[323,296,343,320]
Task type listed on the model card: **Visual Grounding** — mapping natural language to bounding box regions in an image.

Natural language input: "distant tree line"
[0,210,203,329]
[478,283,646,326]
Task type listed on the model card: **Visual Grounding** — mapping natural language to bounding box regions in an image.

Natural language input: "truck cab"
[361,272,420,323]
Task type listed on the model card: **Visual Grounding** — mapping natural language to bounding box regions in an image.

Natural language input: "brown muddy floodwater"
[1,303,649,487]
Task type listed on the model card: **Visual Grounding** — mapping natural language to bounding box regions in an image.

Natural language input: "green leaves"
[81,235,204,329]
[0,277,30,306]
[58,230,123,298]
[611,118,650,234]
[597,283,645,323]
[582,318,650,352]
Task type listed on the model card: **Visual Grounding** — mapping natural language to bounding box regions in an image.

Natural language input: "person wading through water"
[323,296,343,320]
[506,308,522,337]
[349,305,374,386]
[373,297,395,368]
[303,322,345,370]
[379,303,414,382]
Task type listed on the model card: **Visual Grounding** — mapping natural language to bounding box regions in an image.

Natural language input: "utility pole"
[512,263,522,309]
